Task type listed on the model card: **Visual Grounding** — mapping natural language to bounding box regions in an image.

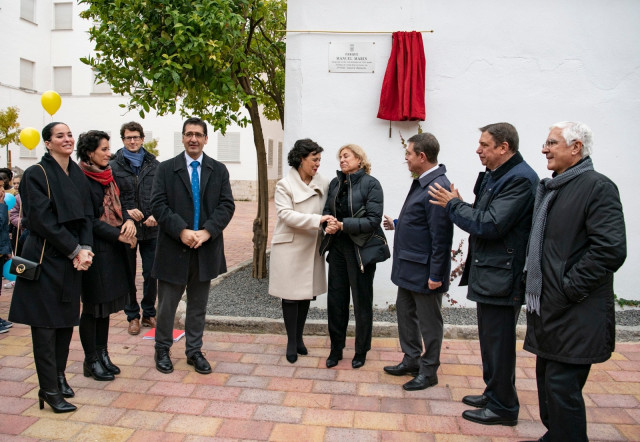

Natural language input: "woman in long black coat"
[9,122,94,413]
[76,131,137,381]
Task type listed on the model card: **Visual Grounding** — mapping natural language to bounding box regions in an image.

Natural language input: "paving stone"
[70,423,133,441]
[215,418,272,440]
[164,415,223,436]
[269,423,325,441]
[282,392,332,409]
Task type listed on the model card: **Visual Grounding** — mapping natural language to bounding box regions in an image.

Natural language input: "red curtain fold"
[377,31,426,122]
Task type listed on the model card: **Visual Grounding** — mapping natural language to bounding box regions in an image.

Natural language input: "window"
[54,3,73,30]
[174,132,183,155]
[53,66,72,94]
[267,139,274,166]
[278,141,283,177]
[20,58,35,90]
[20,0,36,23]
[217,132,240,162]
[20,145,38,159]
[92,70,112,94]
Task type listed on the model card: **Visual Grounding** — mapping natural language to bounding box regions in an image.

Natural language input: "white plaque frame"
[328,42,376,73]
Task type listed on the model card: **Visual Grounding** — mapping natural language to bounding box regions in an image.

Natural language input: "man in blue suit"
[383,133,453,391]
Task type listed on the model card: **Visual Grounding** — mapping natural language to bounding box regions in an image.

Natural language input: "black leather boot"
[56,372,74,398]
[97,347,120,375]
[83,358,115,381]
[38,389,76,413]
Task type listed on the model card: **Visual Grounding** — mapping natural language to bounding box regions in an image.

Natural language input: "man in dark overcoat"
[111,121,160,336]
[524,121,626,441]
[151,117,235,375]
[429,122,538,426]
[382,133,453,391]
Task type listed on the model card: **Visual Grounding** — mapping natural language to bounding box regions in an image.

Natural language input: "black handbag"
[10,256,41,280]
[10,164,49,281]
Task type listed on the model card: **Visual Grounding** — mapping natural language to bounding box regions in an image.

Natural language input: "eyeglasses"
[122,136,142,141]
[542,139,559,149]
[183,132,205,139]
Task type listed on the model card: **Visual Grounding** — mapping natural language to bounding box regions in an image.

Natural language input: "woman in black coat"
[9,122,94,413]
[323,144,388,369]
[76,131,137,381]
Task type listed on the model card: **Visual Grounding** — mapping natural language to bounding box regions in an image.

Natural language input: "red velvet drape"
[377,31,426,121]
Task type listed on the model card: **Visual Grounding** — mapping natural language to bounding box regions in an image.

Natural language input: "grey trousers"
[154,250,211,357]
[396,287,443,377]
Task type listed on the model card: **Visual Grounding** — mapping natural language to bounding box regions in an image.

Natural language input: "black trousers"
[155,250,210,357]
[477,302,520,419]
[327,237,375,354]
[31,326,73,391]
[536,356,591,442]
[124,237,158,321]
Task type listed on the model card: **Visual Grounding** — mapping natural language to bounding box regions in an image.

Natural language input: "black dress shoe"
[462,407,517,426]
[57,372,74,398]
[325,349,343,368]
[462,394,489,408]
[297,344,308,355]
[38,390,76,413]
[83,359,115,381]
[97,347,121,375]
[187,351,212,374]
[383,362,419,377]
[155,348,174,374]
[286,353,298,364]
[352,352,366,369]
[402,374,438,391]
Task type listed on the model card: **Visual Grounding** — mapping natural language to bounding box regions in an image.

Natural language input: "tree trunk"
[246,99,269,279]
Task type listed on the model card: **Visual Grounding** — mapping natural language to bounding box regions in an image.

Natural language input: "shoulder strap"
[15,164,49,263]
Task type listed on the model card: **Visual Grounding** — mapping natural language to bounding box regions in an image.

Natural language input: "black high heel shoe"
[97,347,120,375]
[352,352,367,369]
[57,372,74,398]
[297,343,308,356]
[38,390,76,413]
[325,349,343,368]
[83,359,115,381]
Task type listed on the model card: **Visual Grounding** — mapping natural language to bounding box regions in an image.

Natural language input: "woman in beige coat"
[269,139,333,363]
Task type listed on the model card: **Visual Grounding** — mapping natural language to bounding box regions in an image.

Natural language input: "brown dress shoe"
[128,318,141,335]
[141,317,156,328]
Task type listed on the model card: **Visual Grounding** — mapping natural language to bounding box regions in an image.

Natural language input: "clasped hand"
[180,229,211,249]
[322,215,340,234]
[119,219,138,249]
[73,249,94,271]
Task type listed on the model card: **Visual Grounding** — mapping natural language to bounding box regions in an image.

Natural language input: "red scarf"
[79,161,124,227]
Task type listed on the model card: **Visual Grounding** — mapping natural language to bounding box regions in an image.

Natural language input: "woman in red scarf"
[77,131,137,381]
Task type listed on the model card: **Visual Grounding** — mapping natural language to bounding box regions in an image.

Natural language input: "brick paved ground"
[1,200,639,441]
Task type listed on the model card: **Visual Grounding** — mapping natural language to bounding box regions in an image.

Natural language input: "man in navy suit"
[151,117,235,374]
[383,133,453,391]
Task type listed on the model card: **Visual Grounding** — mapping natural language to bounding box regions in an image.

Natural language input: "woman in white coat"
[269,139,333,363]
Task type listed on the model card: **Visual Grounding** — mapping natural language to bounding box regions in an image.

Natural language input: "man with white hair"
[524,121,626,441]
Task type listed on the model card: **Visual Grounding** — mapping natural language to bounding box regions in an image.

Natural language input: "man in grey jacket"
[429,122,538,426]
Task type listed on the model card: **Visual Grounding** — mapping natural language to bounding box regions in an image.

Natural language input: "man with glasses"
[110,122,160,335]
[429,122,538,426]
[151,117,235,375]
[524,122,626,441]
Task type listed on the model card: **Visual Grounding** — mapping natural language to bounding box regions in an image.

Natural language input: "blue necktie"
[191,161,200,231]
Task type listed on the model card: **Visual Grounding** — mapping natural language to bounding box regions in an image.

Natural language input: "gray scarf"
[525,156,594,315]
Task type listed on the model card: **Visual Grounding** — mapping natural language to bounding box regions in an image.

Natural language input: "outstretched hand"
[428,183,462,208]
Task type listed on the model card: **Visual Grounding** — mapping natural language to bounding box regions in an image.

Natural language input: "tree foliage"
[80,0,286,278]
[0,106,21,149]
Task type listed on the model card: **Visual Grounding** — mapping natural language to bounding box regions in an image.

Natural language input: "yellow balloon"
[19,127,40,150]
[41,90,62,116]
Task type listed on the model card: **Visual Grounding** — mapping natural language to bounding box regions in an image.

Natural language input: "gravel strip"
[207,263,640,326]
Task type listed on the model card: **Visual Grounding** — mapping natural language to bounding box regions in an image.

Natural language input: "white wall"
[284,0,640,307]
[0,1,283,187]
